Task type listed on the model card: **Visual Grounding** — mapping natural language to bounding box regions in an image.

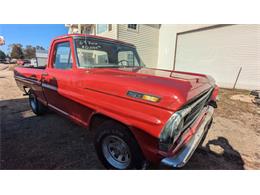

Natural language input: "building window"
[127,24,138,31]
[96,24,111,34]
[128,24,137,30]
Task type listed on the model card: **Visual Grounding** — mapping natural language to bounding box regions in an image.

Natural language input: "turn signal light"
[142,95,160,102]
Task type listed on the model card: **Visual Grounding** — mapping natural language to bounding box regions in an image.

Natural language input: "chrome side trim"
[160,106,214,168]
[42,83,57,91]
[15,76,58,91]
[48,104,69,116]
[48,104,88,126]
[14,75,41,85]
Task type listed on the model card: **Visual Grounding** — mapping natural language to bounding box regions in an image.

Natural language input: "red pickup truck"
[14,34,219,169]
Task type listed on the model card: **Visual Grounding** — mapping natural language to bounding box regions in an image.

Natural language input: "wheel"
[29,91,47,115]
[94,120,144,170]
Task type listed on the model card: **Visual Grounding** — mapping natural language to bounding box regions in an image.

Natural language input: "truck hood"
[82,67,214,111]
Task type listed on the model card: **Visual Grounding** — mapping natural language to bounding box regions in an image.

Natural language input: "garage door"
[175,24,260,90]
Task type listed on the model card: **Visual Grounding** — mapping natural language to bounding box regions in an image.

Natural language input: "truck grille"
[182,88,213,130]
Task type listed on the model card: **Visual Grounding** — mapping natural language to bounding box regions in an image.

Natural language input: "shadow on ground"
[0,98,244,170]
[183,137,244,170]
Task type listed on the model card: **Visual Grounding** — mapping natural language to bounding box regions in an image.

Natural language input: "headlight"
[159,107,191,151]
[159,88,214,151]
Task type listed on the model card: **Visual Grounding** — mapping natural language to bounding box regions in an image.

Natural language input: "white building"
[158,24,260,90]
[66,24,260,90]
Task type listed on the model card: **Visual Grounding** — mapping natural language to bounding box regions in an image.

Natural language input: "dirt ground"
[0,65,259,169]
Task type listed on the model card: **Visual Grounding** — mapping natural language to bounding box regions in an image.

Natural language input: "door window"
[53,42,72,69]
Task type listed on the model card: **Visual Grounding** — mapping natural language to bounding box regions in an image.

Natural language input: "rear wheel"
[94,120,144,170]
[29,91,47,115]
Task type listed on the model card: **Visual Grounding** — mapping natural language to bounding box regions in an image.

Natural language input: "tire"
[94,120,144,170]
[29,91,47,115]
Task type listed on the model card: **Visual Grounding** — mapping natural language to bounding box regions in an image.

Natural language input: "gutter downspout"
[78,24,82,34]
[116,24,119,40]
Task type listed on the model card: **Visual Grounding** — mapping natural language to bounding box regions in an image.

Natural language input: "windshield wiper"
[84,64,120,68]
[118,65,140,68]
[95,66,120,68]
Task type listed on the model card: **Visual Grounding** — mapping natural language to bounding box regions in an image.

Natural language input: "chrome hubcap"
[102,135,131,169]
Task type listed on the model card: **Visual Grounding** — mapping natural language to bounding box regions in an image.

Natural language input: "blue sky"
[0,24,68,54]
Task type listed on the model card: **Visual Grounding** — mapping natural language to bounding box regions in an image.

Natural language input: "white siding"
[93,24,159,68]
[157,24,213,69]
[175,24,260,90]
[118,25,159,68]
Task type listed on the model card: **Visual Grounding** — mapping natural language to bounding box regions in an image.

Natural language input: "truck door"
[42,38,74,115]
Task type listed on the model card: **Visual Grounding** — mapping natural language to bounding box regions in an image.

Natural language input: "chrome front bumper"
[160,106,214,168]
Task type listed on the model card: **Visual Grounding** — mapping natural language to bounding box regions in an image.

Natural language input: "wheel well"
[89,114,109,131]
[89,114,139,144]
[89,114,130,132]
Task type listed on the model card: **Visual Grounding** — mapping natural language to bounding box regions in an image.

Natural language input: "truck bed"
[14,66,46,103]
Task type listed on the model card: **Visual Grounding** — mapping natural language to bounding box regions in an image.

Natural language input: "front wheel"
[94,120,144,170]
[29,91,47,115]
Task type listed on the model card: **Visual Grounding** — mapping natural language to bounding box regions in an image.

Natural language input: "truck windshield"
[74,38,145,68]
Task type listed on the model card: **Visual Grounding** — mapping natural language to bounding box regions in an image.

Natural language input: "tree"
[35,45,45,51]
[10,44,24,59]
[0,50,6,60]
[24,45,36,59]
